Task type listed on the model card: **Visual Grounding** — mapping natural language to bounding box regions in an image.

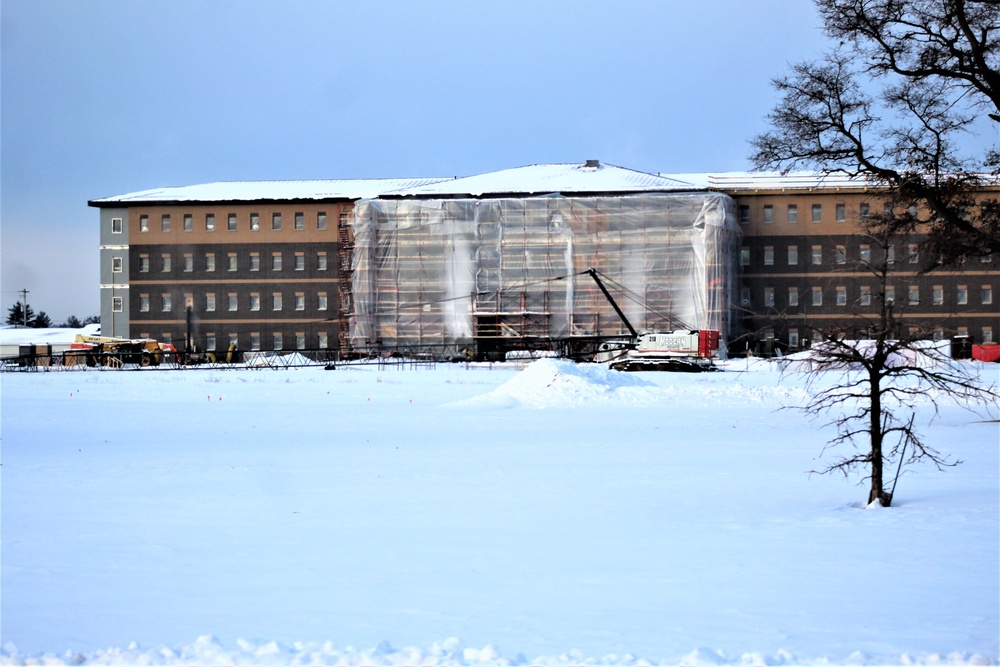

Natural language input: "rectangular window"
[162,254,172,272]
[318,332,328,349]
[139,215,149,232]
[787,205,798,223]
[835,203,846,222]
[957,285,968,305]
[887,245,896,264]
[250,293,260,311]
[228,293,238,312]
[273,293,283,311]
[295,293,305,311]
[139,255,149,273]
[812,287,823,306]
[162,294,172,312]
[982,285,993,305]
[227,213,237,232]
[788,328,799,348]
[763,246,774,266]
[112,296,123,312]
[932,285,943,305]
[860,244,871,263]
[763,287,774,307]
[250,253,260,271]
[860,203,870,219]
[112,256,123,273]
[909,286,920,305]
[296,332,306,350]
[161,215,171,232]
[183,214,193,232]
[272,213,282,231]
[206,334,216,352]
[339,211,351,228]
[250,213,260,231]
[317,292,328,311]
[907,244,919,264]
[788,245,798,265]
[229,333,239,349]
[206,293,216,312]
[860,285,871,306]
[763,205,774,224]
[738,205,750,225]
[983,327,994,344]
[272,252,282,271]
[317,212,327,230]
[111,217,123,234]
[294,212,305,230]
[273,332,283,351]
[811,204,822,223]
[886,286,895,304]
[837,286,847,306]
[740,247,750,267]
[294,252,305,271]
[206,253,216,272]
[250,333,261,352]
[811,245,822,265]
[740,286,750,307]
[228,253,237,272]
[205,214,215,232]
[183,255,193,272]
[317,252,328,271]
[139,294,150,312]
[184,293,193,311]
[835,245,846,264]
[788,286,799,307]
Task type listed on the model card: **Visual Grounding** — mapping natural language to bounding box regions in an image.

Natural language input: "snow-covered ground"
[1,359,997,665]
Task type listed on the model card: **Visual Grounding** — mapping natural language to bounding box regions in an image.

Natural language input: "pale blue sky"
[2,0,830,321]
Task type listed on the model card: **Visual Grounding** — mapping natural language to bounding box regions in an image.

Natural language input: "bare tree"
[750,0,1000,266]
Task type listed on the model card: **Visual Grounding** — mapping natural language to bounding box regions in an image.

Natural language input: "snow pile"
[454,358,656,408]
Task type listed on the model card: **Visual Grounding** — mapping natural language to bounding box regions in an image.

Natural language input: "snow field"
[1,360,997,665]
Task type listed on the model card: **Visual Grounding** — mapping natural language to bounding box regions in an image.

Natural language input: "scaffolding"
[349,194,741,359]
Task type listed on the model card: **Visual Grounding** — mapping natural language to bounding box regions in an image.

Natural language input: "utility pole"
[19,289,29,327]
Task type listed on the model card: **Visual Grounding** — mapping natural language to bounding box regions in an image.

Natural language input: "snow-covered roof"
[0,324,101,348]
[383,162,699,197]
[88,178,452,206]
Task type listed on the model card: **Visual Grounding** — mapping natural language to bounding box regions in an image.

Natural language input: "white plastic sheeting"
[349,194,741,356]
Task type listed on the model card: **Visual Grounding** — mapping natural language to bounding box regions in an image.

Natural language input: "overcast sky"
[2,0,833,322]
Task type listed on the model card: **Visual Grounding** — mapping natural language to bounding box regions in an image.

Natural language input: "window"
[206,293,216,312]
[957,285,968,305]
[111,217,123,234]
[835,203,846,222]
[227,254,237,272]
[811,245,822,265]
[837,286,847,306]
[763,205,774,224]
[206,334,216,352]
[250,253,260,271]
[860,203,870,219]
[139,255,150,273]
[250,213,260,231]
[183,214,193,232]
[295,293,305,311]
[184,293,193,310]
[932,285,943,305]
[139,215,149,232]
[273,332,283,351]
[860,285,871,306]
[250,333,261,351]
[318,292,328,311]
[907,244,919,264]
[983,327,994,344]
[296,332,306,350]
[763,246,774,266]
[340,211,351,228]
[740,247,750,267]
[787,205,798,223]
[294,212,305,230]
[835,245,846,264]
[272,213,282,231]
[764,287,775,307]
[139,294,150,312]
[112,296,123,312]
[317,212,327,230]
[162,254,172,272]
[908,203,919,218]
[273,293,283,311]
[741,286,751,307]
[738,205,750,224]
[860,244,871,263]
[788,245,798,265]
[250,293,260,311]
[933,329,944,342]
[317,252,328,271]
[272,252,282,271]
[162,294,172,312]
[161,215,171,232]
[183,255,193,272]
[887,245,896,264]
[981,252,993,263]
[318,332,328,349]
[206,214,215,232]
[112,256,123,273]
[885,286,895,304]
[909,286,920,305]
[206,253,216,272]
[228,294,238,312]
[294,253,305,271]
[229,333,239,349]
[225,213,235,232]
[812,286,823,306]
[788,328,799,348]
[788,286,799,307]
[811,204,822,223]
[982,285,993,305]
